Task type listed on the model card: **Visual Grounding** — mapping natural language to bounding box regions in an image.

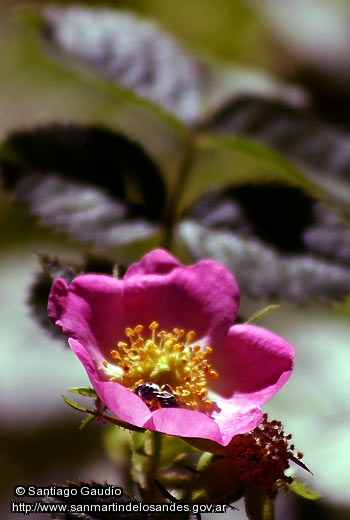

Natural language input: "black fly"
[135,382,179,411]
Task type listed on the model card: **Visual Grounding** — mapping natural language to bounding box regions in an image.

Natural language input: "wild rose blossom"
[48,249,294,446]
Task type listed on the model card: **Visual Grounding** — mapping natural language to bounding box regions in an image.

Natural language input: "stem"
[122,436,136,496]
[246,305,280,324]
[146,431,162,489]
[263,497,275,520]
[129,430,163,504]
[245,486,275,520]
[162,131,197,250]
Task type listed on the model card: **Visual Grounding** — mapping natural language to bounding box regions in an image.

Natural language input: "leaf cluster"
[1,5,349,321]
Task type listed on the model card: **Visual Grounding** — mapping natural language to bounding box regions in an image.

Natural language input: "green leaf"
[43,481,149,519]
[203,97,350,211]
[62,395,92,414]
[289,480,322,500]
[177,133,321,216]
[0,124,164,252]
[69,387,98,398]
[246,305,280,324]
[62,395,145,434]
[177,184,350,302]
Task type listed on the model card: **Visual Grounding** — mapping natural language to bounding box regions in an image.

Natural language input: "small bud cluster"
[229,414,303,497]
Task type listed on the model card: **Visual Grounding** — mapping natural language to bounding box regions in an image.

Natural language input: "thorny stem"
[161,131,197,250]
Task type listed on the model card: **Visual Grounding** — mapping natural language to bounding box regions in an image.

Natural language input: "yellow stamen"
[101,321,218,411]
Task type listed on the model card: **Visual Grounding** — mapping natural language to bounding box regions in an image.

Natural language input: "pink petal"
[69,339,154,428]
[210,324,294,405]
[144,407,224,443]
[210,400,263,445]
[124,248,182,276]
[123,248,241,337]
[48,249,240,360]
[48,275,125,359]
[70,338,247,445]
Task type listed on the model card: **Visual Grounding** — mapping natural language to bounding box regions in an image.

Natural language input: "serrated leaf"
[289,480,321,500]
[62,395,92,414]
[37,5,307,130]
[62,394,145,434]
[204,97,350,210]
[0,124,164,250]
[40,5,208,127]
[177,184,350,303]
[69,387,98,398]
[43,481,149,519]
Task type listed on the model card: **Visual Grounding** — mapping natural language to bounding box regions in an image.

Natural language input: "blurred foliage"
[1,4,349,304]
[0,420,105,484]
[0,1,349,520]
[179,184,350,302]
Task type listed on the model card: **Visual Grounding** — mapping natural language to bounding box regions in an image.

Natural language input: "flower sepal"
[287,480,322,500]
[62,392,146,433]
[69,386,99,398]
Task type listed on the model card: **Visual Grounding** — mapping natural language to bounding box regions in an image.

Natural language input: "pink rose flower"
[48,249,294,446]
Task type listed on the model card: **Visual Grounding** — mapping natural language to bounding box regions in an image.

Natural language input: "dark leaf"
[302,202,350,263]
[178,184,350,303]
[37,6,308,129]
[0,124,164,249]
[205,97,350,209]
[28,255,80,340]
[28,254,116,340]
[43,481,149,519]
[40,5,210,126]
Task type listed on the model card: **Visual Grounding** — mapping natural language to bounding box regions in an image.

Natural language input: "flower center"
[101,321,218,411]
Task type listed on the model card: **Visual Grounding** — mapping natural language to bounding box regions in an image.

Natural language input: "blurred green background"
[1,1,349,519]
